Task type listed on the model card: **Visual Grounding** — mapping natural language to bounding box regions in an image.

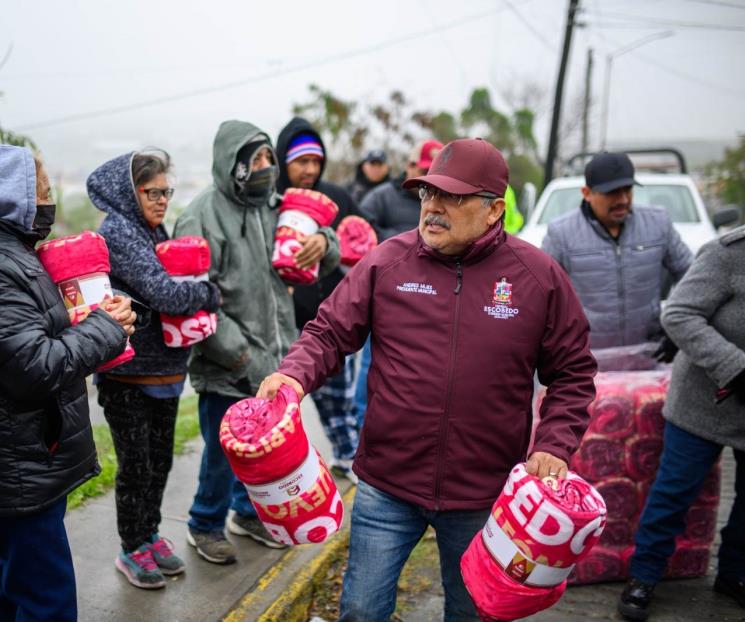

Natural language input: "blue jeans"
[631,421,745,584]
[352,337,371,431]
[339,481,488,622]
[188,392,256,533]
[0,498,76,622]
[312,356,358,461]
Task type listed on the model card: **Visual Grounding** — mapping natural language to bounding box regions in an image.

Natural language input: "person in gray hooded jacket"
[0,146,134,621]
[175,120,339,564]
[542,152,692,350]
[618,225,745,620]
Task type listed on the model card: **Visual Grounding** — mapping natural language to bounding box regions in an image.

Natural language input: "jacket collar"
[417,220,505,265]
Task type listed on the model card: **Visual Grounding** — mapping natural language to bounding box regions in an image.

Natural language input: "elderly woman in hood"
[173,120,340,564]
[88,149,221,589]
[0,145,134,620]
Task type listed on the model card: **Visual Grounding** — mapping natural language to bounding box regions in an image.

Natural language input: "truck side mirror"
[712,205,741,229]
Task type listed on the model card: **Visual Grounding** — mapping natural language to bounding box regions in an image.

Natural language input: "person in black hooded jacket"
[0,146,134,621]
[276,117,360,481]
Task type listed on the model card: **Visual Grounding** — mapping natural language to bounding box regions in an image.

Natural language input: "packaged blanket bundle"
[271,188,338,284]
[37,231,134,371]
[336,215,377,266]
[219,385,344,545]
[460,463,607,621]
[561,365,720,583]
[155,236,217,348]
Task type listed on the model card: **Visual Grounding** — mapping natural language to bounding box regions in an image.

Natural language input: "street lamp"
[599,31,675,149]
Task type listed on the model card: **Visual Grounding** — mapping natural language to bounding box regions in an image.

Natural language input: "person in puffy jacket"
[542,152,692,349]
[346,149,390,205]
[175,120,339,564]
[258,138,597,621]
[618,226,745,620]
[0,145,134,621]
[89,149,222,589]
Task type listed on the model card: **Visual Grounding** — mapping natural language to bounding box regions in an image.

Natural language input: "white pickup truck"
[518,150,740,255]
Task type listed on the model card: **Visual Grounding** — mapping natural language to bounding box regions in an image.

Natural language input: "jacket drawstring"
[241,207,248,237]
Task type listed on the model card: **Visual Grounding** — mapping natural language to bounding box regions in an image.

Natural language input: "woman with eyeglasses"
[87,150,221,590]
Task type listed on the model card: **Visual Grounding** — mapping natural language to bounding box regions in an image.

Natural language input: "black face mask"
[31,204,56,240]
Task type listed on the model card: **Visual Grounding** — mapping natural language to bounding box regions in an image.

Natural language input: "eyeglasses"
[139,187,175,201]
[418,186,497,208]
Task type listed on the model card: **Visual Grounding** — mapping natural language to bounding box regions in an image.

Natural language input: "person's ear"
[487,198,506,226]
[581,186,591,201]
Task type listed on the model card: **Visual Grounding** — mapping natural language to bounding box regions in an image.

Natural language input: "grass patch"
[67,394,199,510]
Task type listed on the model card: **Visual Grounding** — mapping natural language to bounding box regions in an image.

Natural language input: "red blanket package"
[336,215,377,266]
[271,188,338,284]
[36,231,135,371]
[219,385,343,545]
[461,464,607,621]
[155,236,217,348]
[534,354,722,585]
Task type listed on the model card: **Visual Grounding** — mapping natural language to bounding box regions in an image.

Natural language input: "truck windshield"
[538,185,700,224]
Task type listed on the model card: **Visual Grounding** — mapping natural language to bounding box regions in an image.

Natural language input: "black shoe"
[618,578,655,621]
[714,574,745,608]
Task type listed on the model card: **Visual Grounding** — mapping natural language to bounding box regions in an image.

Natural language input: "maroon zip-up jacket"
[279,223,597,511]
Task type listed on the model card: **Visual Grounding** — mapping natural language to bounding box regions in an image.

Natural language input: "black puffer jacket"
[359,172,421,241]
[276,117,359,329]
[0,219,128,516]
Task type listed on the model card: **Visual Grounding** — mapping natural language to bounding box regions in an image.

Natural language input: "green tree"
[707,136,745,217]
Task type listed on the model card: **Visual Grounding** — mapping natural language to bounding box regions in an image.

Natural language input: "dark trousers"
[0,498,76,622]
[98,379,179,552]
[631,421,745,584]
[188,392,255,533]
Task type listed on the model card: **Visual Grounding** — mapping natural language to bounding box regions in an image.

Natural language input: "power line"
[680,0,745,9]
[589,11,745,31]
[15,5,510,132]
[503,0,558,52]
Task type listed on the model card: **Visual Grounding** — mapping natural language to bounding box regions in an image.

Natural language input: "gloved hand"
[653,332,679,364]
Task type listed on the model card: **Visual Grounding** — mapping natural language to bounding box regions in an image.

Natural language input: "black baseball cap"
[364,149,387,164]
[585,152,641,193]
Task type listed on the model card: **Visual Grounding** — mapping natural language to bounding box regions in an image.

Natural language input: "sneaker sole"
[114,557,166,590]
[227,517,288,549]
[714,578,745,607]
[158,563,185,576]
[617,601,650,621]
[186,531,237,565]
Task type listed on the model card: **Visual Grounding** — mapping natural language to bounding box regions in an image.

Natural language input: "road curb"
[222,485,355,622]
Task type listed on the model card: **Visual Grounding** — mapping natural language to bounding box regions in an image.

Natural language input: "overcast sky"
[2,0,744,181]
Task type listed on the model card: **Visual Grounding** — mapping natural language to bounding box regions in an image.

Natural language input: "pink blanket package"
[219,385,344,546]
[461,463,607,621]
[155,236,217,348]
[533,358,721,585]
[271,188,339,284]
[37,231,135,371]
[336,215,377,266]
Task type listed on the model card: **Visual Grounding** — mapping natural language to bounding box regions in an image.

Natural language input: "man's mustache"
[424,215,451,229]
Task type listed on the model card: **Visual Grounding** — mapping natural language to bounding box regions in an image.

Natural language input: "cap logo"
[433,144,452,171]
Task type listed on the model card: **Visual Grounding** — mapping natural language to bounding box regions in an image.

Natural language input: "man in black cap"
[346,149,391,205]
[542,152,692,350]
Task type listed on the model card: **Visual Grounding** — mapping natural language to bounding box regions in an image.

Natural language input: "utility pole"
[581,48,593,154]
[543,0,580,186]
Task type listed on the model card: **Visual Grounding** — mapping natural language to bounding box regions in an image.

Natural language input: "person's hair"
[131,149,171,187]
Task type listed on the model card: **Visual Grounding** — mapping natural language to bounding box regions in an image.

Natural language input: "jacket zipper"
[255,210,283,363]
[434,260,463,510]
[615,242,626,344]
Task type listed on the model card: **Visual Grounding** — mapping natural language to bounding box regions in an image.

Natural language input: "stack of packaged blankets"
[534,354,721,584]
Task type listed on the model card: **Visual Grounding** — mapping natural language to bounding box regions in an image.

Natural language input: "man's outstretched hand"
[257,372,305,401]
[526,451,568,480]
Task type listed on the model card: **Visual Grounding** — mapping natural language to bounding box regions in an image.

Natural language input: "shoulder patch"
[719,225,745,246]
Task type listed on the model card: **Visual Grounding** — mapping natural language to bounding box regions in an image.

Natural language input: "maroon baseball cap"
[403,137,509,196]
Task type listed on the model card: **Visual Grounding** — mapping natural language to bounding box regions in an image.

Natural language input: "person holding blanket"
[175,121,340,564]
[89,149,221,589]
[258,138,597,621]
[0,146,134,620]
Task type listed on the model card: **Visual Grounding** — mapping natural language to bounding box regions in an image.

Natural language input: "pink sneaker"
[115,545,166,589]
[147,534,185,575]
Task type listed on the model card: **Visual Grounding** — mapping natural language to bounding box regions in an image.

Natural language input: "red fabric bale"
[683,504,718,543]
[665,541,711,578]
[568,546,622,585]
[594,477,639,520]
[337,215,377,266]
[570,435,625,482]
[155,236,211,276]
[599,519,634,548]
[586,383,634,439]
[625,435,664,482]
[36,231,110,283]
[461,464,607,621]
[696,463,722,507]
[633,380,666,438]
[219,385,343,545]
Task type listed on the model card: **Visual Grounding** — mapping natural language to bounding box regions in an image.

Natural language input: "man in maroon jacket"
[258,138,596,621]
